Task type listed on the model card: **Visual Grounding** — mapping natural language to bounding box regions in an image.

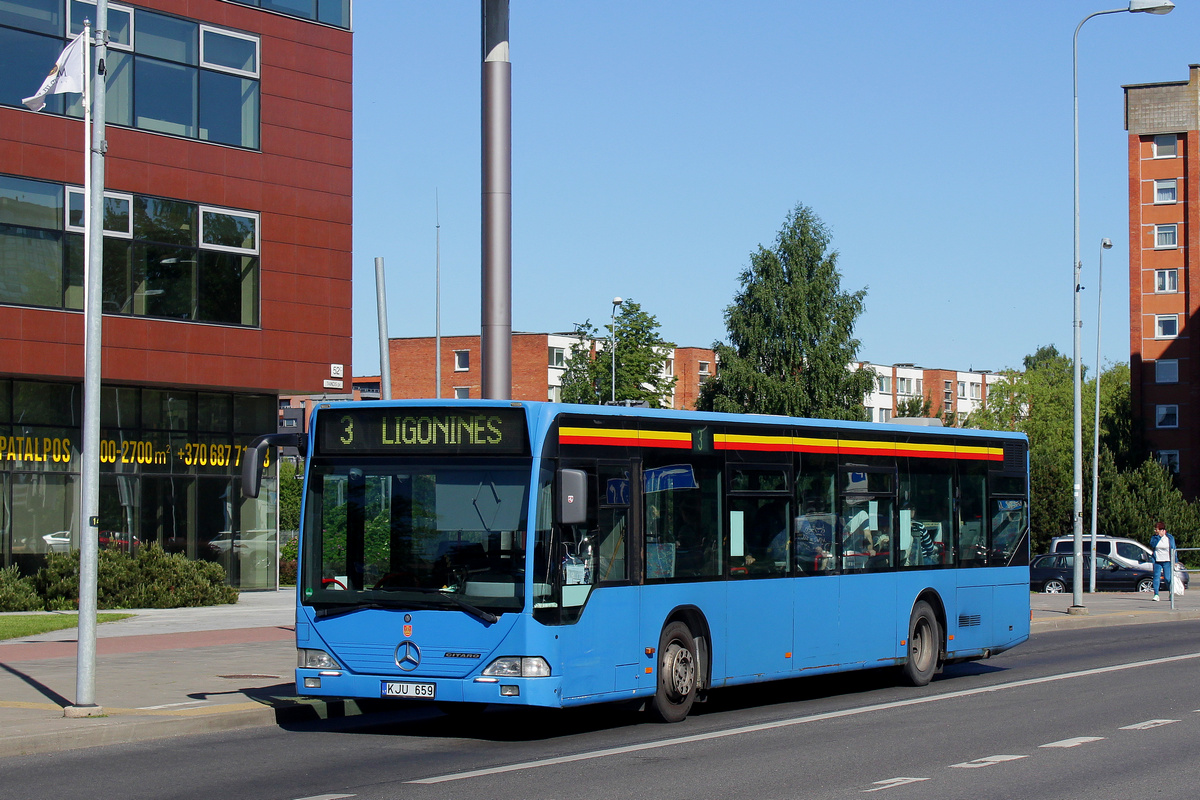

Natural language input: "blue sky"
[351,1,1196,379]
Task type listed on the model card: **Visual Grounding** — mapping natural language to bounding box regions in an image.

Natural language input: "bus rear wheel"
[648,621,698,723]
[901,600,940,687]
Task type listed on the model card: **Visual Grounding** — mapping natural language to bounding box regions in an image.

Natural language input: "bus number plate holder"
[382,681,436,699]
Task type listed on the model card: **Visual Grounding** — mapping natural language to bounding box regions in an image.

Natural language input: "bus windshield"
[303,459,531,615]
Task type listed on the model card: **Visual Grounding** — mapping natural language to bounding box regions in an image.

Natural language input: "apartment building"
[1124,65,1197,496]
[386,333,716,411]
[0,0,353,586]
[857,363,996,425]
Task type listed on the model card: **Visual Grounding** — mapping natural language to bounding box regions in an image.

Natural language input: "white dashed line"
[862,777,930,792]
[1120,719,1179,730]
[292,795,355,800]
[950,755,1028,769]
[1040,736,1105,748]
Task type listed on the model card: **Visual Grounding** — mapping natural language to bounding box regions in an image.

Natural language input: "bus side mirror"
[558,469,588,526]
[241,433,303,498]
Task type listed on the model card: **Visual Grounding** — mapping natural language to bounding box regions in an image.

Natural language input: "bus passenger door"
[558,461,643,701]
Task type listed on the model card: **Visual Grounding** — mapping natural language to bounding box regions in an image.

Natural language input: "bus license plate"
[382,681,436,699]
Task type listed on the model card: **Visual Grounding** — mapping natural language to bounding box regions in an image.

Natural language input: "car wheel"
[647,621,698,723]
[1137,577,1154,593]
[1043,579,1066,594]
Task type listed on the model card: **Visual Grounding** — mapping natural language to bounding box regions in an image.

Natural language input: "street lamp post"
[1089,237,1113,593]
[611,297,623,403]
[1071,0,1173,612]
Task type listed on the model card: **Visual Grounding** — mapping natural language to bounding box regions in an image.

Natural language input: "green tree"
[559,299,678,408]
[697,203,874,419]
[895,394,934,419]
[279,458,302,532]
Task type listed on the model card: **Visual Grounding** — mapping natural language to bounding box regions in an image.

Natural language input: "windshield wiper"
[388,587,499,625]
[313,600,405,619]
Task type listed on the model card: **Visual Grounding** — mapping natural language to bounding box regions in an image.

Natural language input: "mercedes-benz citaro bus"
[243,400,1030,723]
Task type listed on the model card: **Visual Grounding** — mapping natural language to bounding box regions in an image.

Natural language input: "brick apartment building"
[856,362,998,425]
[0,0,353,587]
[385,334,715,411]
[1125,65,1198,496]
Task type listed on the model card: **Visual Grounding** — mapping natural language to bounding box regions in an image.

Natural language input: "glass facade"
[1,174,259,325]
[0,378,278,589]
[226,0,351,30]
[1,0,261,149]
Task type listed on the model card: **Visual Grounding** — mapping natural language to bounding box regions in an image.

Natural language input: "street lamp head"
[1101,238,1113,249]
[1128,0,1174,14]
[612,297,623,307]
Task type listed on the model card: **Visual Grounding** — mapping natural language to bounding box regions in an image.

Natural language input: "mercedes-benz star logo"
[394,640,421,671]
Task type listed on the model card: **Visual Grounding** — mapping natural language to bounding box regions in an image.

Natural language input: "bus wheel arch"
[648,607,710,722]
[902,592,945,687]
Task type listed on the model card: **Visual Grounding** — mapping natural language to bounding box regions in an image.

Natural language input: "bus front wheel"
[648,621,698,723]
[901,600,941,687]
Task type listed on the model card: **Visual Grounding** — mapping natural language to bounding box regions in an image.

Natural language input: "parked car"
[1031,553,1159,594]
[1047,536,1189,588]
[1049,535,1153,570]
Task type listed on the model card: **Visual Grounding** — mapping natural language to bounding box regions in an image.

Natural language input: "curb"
[1031,606,1200,633]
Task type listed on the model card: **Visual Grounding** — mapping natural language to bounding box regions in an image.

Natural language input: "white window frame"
[1156,404,1179,429]
[65,186,134,237]
[1155,314,1179,339]
[453,350,470,372]
[1153,134,1178,159]
[1154,224,1178,249]
[1156,359,1179,384]
[70,0,135,51]
[897,377,912,396]
[548,347,565,368]
[879,408,891,423]
[198,206,259,255]
[698,361,711,376]
[1154,179,1178,204]
[877,375,891,393]
[453,387,470,400]
[957,381,966,399]
[199,24,261,79]
[1157,450,1180,474]
[970,382,981,400]
[1155,269,1179,293]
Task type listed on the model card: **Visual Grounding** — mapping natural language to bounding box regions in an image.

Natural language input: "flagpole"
[66,0,107,718]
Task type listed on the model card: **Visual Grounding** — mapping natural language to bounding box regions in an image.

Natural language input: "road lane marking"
[138,701,211,710]
[950,755,1027,769]
[408,650,1200,784]
[862,777,930,792]
[1040,736,1105,748]
[1121,719,1179,730]
[292,795,355,800]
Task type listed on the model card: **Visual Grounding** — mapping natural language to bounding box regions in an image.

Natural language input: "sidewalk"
[2,587,1198,759]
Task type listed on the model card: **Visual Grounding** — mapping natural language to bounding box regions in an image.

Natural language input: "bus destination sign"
[317,407,529,456]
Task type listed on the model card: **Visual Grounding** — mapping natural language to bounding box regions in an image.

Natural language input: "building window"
[916,379,923,395]
[876,374,891,393]
[281,418,298,427]
[548,386,562,403]
[1157,450,1180,474]
[1156,359,1179,383]
[879,408,891,423]
[1155,179,1178,204]
[970,382,982,400]
[897,377,913,396]
[1153,134,1178,158]
[453,387,469,400]
[548,347,565,368]
[1155,315,1179,339]
[2,4,261,149]
[1155,224,1178,249]
[957,381,966,399]
[0,174,259,326]
[1156,269,1179,293]
[943,380,952,405]
[663,358,673,378]
[1156,405,1179,429]
[453,350,469,371]
[225,0,352,30]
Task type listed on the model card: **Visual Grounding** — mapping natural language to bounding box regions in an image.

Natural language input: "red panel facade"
[0,0,352,395]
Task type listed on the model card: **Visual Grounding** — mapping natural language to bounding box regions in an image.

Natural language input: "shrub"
[0,564,42,612]
[279,536,298,585]
[33,545,239,610]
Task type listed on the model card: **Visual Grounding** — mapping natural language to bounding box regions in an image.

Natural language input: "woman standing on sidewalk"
[1151,521,1177,601]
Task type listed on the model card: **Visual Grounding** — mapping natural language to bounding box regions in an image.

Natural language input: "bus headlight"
[298,649,341,670]
[482,656,551,677]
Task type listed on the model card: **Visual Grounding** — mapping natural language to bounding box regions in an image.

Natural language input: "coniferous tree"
[697,203,874,419]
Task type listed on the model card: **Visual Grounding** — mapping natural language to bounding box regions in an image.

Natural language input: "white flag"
[22,33,86,112]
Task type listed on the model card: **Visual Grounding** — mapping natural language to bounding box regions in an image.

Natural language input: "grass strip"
[0,613,134,641]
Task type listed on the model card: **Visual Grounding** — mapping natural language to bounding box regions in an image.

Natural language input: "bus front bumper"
[295,668,564,708]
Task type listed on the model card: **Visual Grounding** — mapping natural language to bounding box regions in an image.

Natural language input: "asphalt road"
[5,621,1200,800]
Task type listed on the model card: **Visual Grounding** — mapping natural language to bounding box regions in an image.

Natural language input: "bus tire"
[648,621,698,723]
[902,600,940,687]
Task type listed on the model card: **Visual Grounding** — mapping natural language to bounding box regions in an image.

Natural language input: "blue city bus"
[243,400,1030,722]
